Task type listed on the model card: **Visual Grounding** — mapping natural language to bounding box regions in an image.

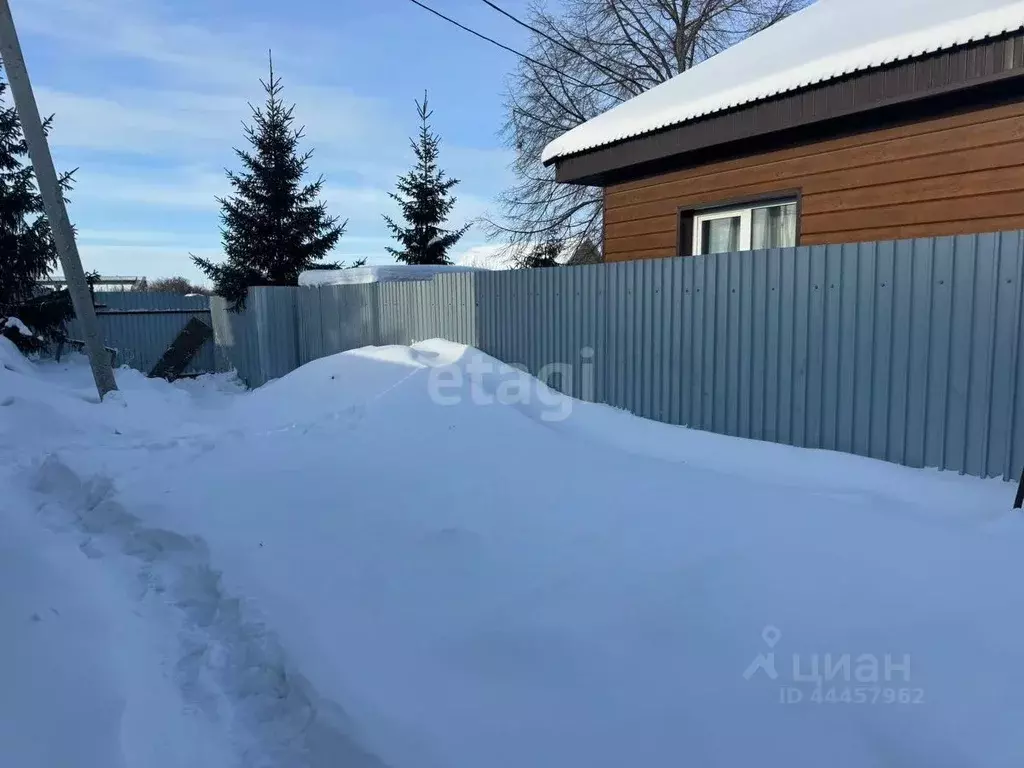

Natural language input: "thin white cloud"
[453,243,517,270]
[76,228,199,244]
[40,85,388,163]
[17,0,268,88]
[321,185,393,214]
[73,168,227,210]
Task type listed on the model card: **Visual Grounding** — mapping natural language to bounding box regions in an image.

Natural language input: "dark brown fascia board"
[552,31,1024,186]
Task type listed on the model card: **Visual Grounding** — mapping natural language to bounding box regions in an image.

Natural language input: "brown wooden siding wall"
[603,102,1024,262]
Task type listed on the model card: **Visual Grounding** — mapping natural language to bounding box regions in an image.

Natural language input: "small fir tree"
[193,54,347,308]
[383,92,469,265]
[520,239,562,268]
[0,70,78,352]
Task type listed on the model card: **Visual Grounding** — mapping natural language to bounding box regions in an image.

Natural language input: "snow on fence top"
[298,264,481,287]
[541,0,1024,163]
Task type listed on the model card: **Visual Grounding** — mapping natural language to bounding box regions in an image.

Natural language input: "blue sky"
[18,0,536,281]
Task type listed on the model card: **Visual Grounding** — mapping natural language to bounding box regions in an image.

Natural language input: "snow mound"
[0,335,34,374]
[1,340,1023,768]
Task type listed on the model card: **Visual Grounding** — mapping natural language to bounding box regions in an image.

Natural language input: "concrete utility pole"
[0,0,117,398]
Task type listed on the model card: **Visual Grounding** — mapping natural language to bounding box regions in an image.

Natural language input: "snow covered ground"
[2,335,1023,767]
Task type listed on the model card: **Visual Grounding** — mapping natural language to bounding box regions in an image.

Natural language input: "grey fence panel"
[851,243,876,458]
[407,281,425,342]
[209,296,255,383]
[395,282,421,344]
[653,258,673,423]
[518,269,537,378]
[575,263,604,403]
[476,269,513,371]
[209,230,1024,481]
[984,234,1020,476]
[403,282,420,342]
[380,281,412,346]
[298,287,324,366]
[1008,243,1024,480]
[376,282,397,346]
[251,288,300,385]
[210,289,297,387]
[417,279,440,343]
[432,276,446,342]
[868,241,894,461]
[530,269,545,382]
[473,271,496,359]
[465,264,604,403]
[637,232,1023,480]
[390,282,411,344]
[68,291,217,375]
[431,277,451,344]
[681,256,697,428]
[735,251,752,438]
[320,286,344,356]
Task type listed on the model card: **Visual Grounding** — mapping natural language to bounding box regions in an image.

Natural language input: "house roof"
[542,0,1024,164]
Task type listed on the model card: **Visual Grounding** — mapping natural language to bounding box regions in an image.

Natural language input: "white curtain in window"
[752,203,797,249]
[701,216,741,255]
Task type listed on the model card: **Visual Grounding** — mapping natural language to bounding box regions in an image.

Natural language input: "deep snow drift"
[2,335,1022,768]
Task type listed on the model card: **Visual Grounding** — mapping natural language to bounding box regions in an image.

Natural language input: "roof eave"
[549,31,1024,186]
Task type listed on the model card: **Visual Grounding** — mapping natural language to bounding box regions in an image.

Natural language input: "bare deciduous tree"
[134,276,211,295]
[485,0,804,263]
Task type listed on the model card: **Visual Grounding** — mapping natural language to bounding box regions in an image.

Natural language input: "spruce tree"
[0,70,77,352]
[520,239,562,268]
[383,92,469,265]
[193,55,346,308]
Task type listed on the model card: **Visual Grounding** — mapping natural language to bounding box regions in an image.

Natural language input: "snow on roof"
[542,0,1024,163]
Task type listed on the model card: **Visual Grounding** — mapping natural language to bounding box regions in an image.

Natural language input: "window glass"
[700,216,741,255]
[751,203,797,249]
[691,199,797,255]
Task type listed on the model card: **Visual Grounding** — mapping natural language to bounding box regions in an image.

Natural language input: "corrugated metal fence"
[212,231,1024,480]
[69,292,219,375]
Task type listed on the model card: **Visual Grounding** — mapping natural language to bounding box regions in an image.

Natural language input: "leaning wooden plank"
[148,317,213,381]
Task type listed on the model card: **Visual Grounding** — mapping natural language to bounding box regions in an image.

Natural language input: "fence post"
[0,0,117,398]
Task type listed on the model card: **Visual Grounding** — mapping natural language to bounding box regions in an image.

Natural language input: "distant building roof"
[44,275,143,286]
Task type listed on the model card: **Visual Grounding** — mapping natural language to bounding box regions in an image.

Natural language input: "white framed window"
[692,199,797,255]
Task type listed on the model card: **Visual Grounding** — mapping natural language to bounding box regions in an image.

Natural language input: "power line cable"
[403,0,620,101]
[477,0,630,93]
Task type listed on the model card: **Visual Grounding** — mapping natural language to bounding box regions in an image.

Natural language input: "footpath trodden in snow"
[1,335,1022,768]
